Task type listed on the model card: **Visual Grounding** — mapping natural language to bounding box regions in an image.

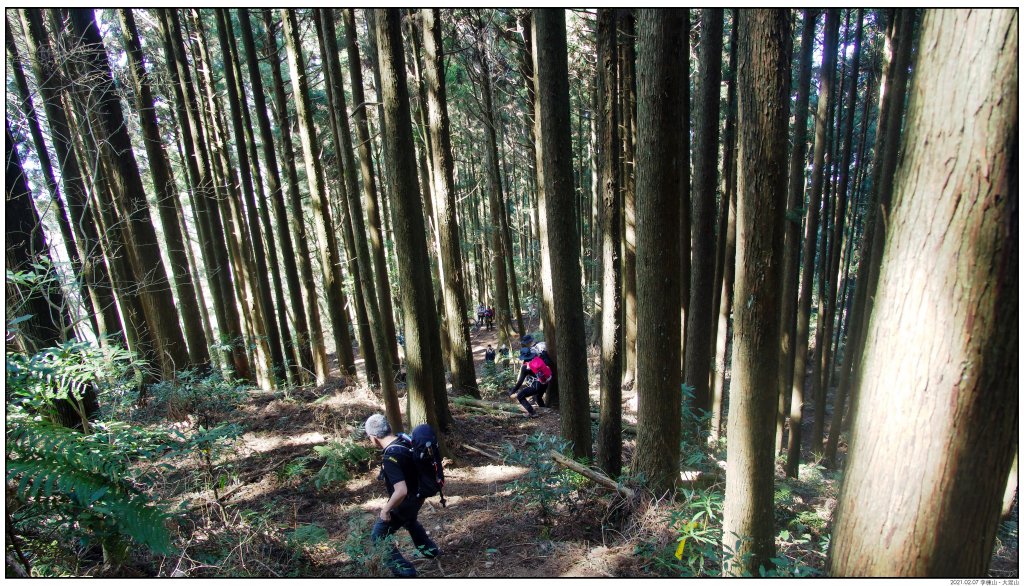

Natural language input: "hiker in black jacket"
[365,414,440,577]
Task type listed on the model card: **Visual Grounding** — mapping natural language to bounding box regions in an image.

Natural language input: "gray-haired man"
[364,414,440,577]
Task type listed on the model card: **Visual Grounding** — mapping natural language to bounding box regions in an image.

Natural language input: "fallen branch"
[453,397,522,414]
[461,443,502,462]
[549,450,635,499]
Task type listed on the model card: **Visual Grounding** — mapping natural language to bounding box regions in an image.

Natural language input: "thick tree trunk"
[421,8,479,399]
[684,9,724,418]
[374,8,450,434]
[596,9,622,478]
[343,9,401,370]
[785,9,839,478]
[281,9,356,384]
[119,9,210,368]
[630,8,686,495]
[828,10,1017,575]
[620,10,639,390]
[532,9,592,460]
[722,9,790,575]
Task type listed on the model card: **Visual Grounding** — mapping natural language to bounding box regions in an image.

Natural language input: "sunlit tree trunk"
[421,8,479,399]
[829,10,1017,576]
[596,8,622,477]
[630,8,686,494]
[374,8,448,433]
[722,9,790,575]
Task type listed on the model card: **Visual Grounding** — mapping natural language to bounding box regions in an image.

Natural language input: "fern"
[6,419,172,554]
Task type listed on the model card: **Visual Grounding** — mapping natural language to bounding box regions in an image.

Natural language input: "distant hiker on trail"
[484,345,496,363]
[476,304,487,330]
[508,347,552,418]
[497,345,510,366]
[364,414,441,577]
[485,306,495,331]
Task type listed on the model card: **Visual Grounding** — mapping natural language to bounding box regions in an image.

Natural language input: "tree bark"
[374,8,449,434]
[532,8,593,460]
[722,9,790,575]
[630,8,686,495]
[828,9,1018,575]
[421,8,479,399]
[685,8,724,418]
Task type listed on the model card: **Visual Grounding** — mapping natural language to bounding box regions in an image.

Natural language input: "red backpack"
[527,355,552,384]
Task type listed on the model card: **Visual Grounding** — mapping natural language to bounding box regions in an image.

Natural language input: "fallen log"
[549,450,634,499]
[461,443,502,462]
[588,412,637,435]
[453,397,522,414]
[679,469,723,486]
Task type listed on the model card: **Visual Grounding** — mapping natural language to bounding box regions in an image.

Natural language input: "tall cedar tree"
[786,9,839,478]
[722,9,790,575]
[374,8,448,433]
[11,13,124,346]
[118,9,210,368]
[281,9,356,384]
[237,8,314,382]
[828,9,1017,575]
[685,9,724,418]
[620,10,639,389]
[776,9,817,453]
[823,9,915,465]
[67,8,190,379]
[631,8,686,494]
[421,8,480,398]
[342,9,401,370]
[532,8,592,459]
[596,8,622,477]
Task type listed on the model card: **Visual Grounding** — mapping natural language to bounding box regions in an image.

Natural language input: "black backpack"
[393,424,447,507]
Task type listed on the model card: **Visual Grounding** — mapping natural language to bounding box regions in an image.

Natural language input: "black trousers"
[514,380,548,415]
[370,498,438,576]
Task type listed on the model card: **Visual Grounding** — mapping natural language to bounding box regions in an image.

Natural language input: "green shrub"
[502,433,586,522]
[312,438,372,489]
[150,370,249,428]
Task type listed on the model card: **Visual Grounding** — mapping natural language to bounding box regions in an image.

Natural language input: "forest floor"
[124,322,1018,578]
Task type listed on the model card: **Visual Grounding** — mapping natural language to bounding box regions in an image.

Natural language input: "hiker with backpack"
[364,414,445,577]
[484,345,496,363]
[508,347,552,418]
[485,307,495,331]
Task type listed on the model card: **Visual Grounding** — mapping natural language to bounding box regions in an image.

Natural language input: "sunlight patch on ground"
[241,431,327,453]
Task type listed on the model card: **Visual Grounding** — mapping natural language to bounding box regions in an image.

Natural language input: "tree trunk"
[281,8,356,383]
[343,9,401,370]
[722,9,790,575]
[776,9,817,454]
[685,8,724,418]
[828,10,1017,575]
[596,9,622,478]
[238,8,312,383]
[374,8,449,434]
[119,8,210,368]
[785,9,839,478]
[421,8,479,399]
[620,10,639,390]
[532,8,592,460]
[630,8,686,495]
